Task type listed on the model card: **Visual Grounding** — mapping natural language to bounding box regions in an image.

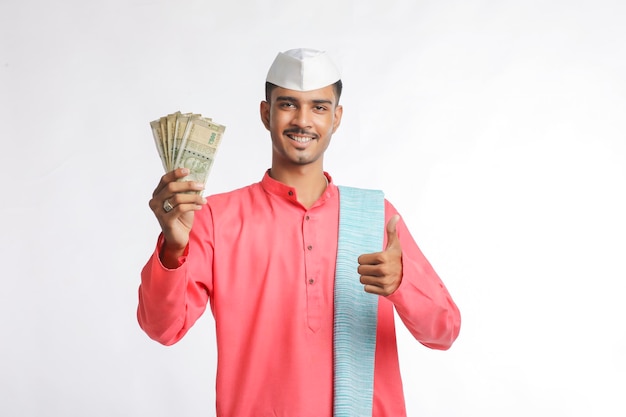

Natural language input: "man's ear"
[332,104,343,133]
[260,100,271,131]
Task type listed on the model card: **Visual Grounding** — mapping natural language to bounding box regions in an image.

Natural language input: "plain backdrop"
[1,0,625,416]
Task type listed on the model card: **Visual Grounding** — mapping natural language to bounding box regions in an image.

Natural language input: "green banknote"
[150,111,226,191]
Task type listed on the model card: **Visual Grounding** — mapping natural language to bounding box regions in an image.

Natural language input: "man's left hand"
[357,215,403,296]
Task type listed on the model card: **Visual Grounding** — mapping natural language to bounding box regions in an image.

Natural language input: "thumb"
[385,214,401,251]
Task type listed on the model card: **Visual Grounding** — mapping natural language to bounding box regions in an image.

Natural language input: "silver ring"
[163,199,174,213]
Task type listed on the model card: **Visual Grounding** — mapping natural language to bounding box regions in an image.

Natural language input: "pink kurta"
[138,172,460,417]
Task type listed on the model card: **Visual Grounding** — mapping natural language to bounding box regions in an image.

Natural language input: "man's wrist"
[159,242,187,269]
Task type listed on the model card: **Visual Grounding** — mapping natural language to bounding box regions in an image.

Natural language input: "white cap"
[266,48,341,91]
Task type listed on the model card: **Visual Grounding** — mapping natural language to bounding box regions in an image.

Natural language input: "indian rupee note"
[158,116,169,170]
[174,117,226,192]
[150,119,167,171]
[173,113,199,165]
[166,112,180,169]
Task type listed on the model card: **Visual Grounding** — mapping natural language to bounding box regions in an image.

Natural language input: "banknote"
[150,111,226,191]
[150,119,167,171]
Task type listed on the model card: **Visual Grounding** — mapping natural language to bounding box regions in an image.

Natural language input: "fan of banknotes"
[150,111,226,193]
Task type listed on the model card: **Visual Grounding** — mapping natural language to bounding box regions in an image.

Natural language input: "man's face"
[260,85,343,169]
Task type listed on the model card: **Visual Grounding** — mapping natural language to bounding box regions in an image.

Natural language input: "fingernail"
[181,168,190,175]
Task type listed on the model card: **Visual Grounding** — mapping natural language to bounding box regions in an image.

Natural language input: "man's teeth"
[291,136,312,143]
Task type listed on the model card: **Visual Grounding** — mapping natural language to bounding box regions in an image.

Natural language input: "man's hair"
[265,80,343,105]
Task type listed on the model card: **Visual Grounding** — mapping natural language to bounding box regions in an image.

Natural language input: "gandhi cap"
[266,48,341,91]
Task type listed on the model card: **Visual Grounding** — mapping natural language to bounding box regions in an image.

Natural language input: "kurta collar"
[261,169,337,208]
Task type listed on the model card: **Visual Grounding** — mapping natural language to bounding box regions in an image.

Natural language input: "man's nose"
[291,108,311,128]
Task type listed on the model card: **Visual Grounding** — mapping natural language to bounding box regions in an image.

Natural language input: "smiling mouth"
[285,129,318,144]
[289,135,314,144]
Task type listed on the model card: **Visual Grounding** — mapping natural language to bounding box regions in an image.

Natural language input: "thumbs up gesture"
[357,215,403,296]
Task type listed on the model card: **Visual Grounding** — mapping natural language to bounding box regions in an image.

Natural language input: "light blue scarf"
[333,186,385,417]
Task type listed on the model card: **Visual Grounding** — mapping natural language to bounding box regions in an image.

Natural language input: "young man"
[138,48,461,417]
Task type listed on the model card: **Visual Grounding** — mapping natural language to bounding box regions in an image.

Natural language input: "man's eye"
[315,106,327,111]
[280,102,295,108]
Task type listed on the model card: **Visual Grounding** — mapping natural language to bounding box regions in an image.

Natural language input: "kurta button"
[307,245,313,250]
[305,215,310,221]
[288,191,293,196]
[309,279,315,285]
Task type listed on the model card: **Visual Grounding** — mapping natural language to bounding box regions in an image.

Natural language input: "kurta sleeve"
[383,200,461,350]
[137,205,215,346]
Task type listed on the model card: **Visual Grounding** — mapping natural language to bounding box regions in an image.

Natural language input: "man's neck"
[269,166,329,209]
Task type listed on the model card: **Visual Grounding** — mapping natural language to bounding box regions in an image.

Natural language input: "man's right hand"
[148,168,206,268]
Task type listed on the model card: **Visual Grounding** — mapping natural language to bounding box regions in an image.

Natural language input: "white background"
[1,0,625,416]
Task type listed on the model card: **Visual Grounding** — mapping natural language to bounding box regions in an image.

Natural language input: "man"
[138,48,461,417]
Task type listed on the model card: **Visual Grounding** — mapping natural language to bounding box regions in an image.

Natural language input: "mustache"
[283,128,318,139]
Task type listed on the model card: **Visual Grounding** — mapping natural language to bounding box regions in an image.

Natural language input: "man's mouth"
[284,129,318,145]
[289,135,314,144]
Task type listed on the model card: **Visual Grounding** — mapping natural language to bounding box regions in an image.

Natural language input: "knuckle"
[165,182,177,193]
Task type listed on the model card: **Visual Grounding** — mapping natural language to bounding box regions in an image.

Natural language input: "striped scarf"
[333,186,384,417]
